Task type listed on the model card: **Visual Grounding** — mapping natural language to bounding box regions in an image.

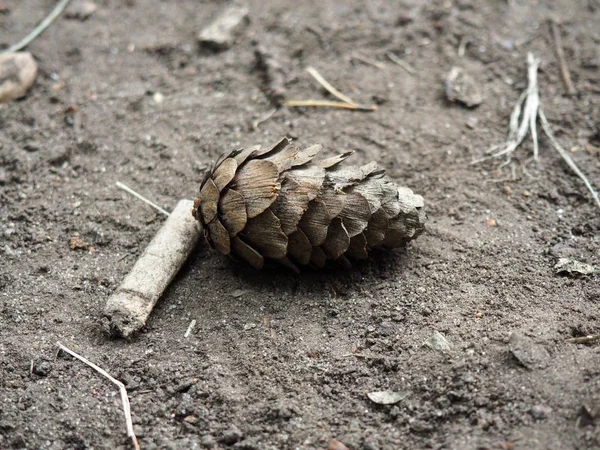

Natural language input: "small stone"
[201,434,216,448]
[243,323,256,331]
[509,333,549,369]
[328,440,350,450]
[424,331,451,351]
[0,167,8,185]
[530,404,552,420]
[445,67,482,108]
[485,218,497,227]
[220,425,243,445]
[152,92,164,104]
[32,360,53,376]
[466,116,479,129]
[198,4,249,51]
[65,0,97,20]
[0,52,37,102]
[554,258,598,276]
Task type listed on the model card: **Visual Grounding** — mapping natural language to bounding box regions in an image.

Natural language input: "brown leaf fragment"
[310,246,327,268]
[231,236,264,269]
[346,233,368,260]
[69,236,88,250]
[212,158,237,191]
[298,200,330,246]
[207,218,230,255]
[339,191,371,237]
[322,218,350,259]
[319,151,354,168]
[328,440,350,450]
[219,188,247,236]
[287,229,312,265]
[199,178,219,224]
[232,159,280,218]
[240,209,288,258]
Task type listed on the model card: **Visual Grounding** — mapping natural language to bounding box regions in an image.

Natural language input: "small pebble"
[65,0,97,20]
[445,67,482,108]
[0,52,38,102]
[198,4,249,51]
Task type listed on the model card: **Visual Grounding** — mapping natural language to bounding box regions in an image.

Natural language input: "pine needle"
[56,341,140,450]
[283,99,377,111]
[116,181,170,216]
[3,0,72,54]
[306,66,358,106]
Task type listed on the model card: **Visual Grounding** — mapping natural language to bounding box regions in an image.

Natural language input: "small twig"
[184,319,196,338]
[351,53,385,70]
[104,200,201,337]
[283,99,377,111]
[539,109,600,209]
[2,0,72,54]
[549,19,577,96]
[116,181,170,217]
[385,52,416,75]
[55,341,140,450]
[566,335,600,344]
[306,66,358,106]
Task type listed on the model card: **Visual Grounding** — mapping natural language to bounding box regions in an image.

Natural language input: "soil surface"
[2,1,600,449]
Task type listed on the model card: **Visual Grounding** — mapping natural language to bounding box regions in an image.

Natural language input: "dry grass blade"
[306,66,358,106]
[550,19,577,96]
[116,181,170,216]
[55,341,140,450]
[351,53,385,70]
[3,0,72,54]
[385,52,416,75]
[471,52,599,210]
[538,109,600,209]
[283,99,377,111]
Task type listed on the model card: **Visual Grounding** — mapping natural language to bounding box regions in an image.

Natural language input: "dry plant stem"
[116,181,170,217]
[566,335,600,344]
[471,52,599,210]
[3,0,72,54]
[538,109,600,209]
[283,99,376,111]
[184,319,196,338]
[55,341,140,450]
[351,53,385,69]
[471,53,540,165]
[306,66,358,106]
[385,52,416,75]
[550,19,577,96]
[104,199,201,337]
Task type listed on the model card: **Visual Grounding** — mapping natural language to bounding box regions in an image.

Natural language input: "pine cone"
[192,137,426,271]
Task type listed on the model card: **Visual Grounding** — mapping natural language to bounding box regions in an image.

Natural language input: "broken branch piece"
[104,199,201,337]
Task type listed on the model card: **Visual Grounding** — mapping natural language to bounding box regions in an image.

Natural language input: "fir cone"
[192,137,426,271]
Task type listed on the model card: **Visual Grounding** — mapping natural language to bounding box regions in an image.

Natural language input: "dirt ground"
[1,0,600,449]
